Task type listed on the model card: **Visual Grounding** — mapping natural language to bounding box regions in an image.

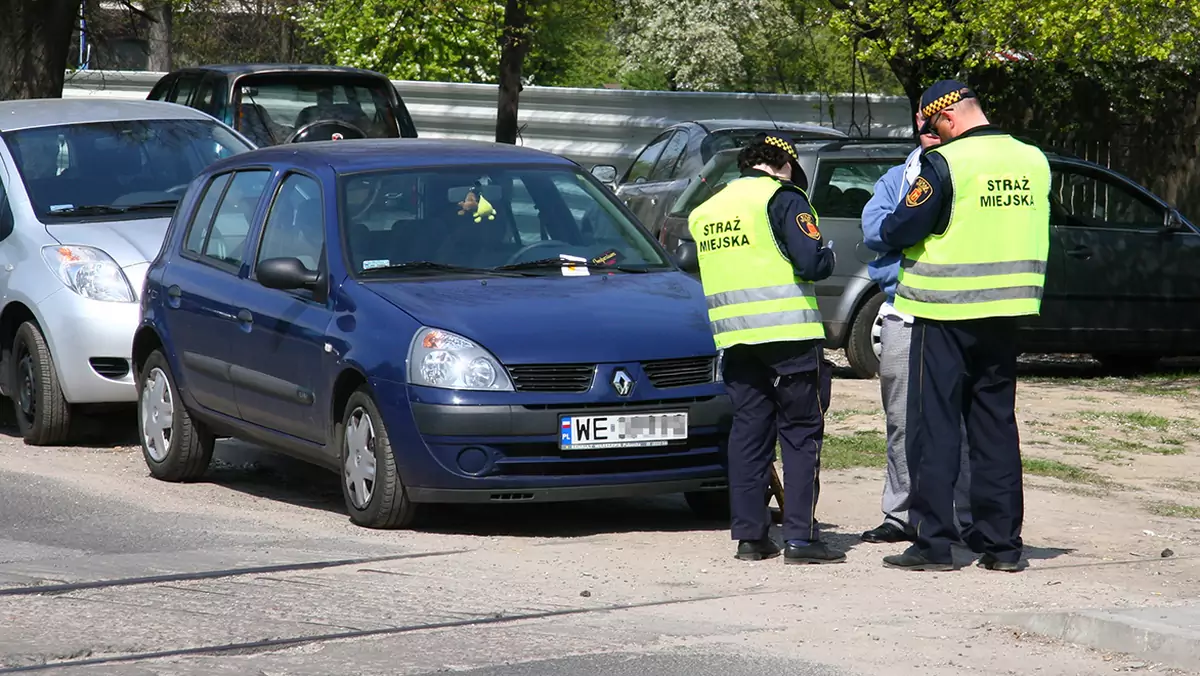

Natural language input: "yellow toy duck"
[457,186,496,223]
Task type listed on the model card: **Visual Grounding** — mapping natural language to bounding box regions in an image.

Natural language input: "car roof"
[694,120,847,137]
[205,138,578,175]
[166,64,392,80]
[0,99,219,132]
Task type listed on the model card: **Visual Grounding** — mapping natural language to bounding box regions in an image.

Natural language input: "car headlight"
[407,328,514,391]
[41,245,135,303]
[715,349,725,383]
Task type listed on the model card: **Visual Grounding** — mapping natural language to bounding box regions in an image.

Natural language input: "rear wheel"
[845,292,885,379]
[339,388,422,529]
[685,489,730,521]
[11,321,72,445]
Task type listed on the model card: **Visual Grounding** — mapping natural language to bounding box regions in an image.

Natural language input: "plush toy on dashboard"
[457,185,496,223]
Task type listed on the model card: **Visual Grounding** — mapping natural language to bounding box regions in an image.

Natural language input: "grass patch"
[826,408,881,424]
[1022,457,1107,484]
[1060,434,1092,445]
[820,431,887,470]
[1145,500,1200,519]
[1157,479,1200,493]
[1080,410,1172,431]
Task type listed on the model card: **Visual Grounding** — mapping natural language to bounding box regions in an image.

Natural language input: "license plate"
[559,412,688,450]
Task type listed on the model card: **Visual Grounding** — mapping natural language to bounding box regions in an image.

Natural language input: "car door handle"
[1067,246,1093,259]
[237,309,253,324]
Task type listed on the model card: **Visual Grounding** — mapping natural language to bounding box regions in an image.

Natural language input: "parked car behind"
[661,137,1200,377]
[133,138,733,529]
[0,99,254,444]
[591,120,846,238]
[148,64,419,148]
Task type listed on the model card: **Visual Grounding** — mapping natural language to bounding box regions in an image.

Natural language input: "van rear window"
[234,75,412,146]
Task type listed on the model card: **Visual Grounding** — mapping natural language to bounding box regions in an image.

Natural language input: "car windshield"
[235,75,411,146]
[700,127,841,163]
[341,165,671,276]
[3,118,251,220]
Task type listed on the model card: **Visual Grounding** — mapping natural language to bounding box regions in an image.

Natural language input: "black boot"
[784,540,847,564]
[861,521,914,543]
[735,537,781,561]
[882,545,954,571]
[977,553,1025,572]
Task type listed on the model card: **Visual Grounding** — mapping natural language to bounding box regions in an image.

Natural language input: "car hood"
[364,272,717,364]
[45,217,171,269]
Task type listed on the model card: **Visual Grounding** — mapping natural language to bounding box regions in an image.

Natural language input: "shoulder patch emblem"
[796,212,821,240]
[905,177,934,208]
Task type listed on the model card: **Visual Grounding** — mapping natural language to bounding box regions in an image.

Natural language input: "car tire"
[685,489,730,521]
[845,292,885,379]
[11,321,72,445]
[138,349,215,482]
[338,387,421,529]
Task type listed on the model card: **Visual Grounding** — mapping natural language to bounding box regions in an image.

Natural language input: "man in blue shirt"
[858,113,972,545]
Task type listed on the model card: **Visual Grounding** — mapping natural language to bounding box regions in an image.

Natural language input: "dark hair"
[737,142,792,173]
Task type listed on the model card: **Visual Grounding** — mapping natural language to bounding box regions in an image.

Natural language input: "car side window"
[810,161,895,218]
[184,173,232,255]
[168,75,200,105]
[191,76,223,117]
[184,170,269,268]
[625,132,672,184]
[257,173,325,274]
[649,130,689,182]
[1051,169,1164,229]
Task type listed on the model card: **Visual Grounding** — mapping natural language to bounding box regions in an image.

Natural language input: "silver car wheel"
[871,312,885,360]
[344,407,378,510]
[140,367,174,462]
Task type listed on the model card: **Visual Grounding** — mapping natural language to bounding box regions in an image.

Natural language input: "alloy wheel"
[344,407,378,510]
[140,367,174,462]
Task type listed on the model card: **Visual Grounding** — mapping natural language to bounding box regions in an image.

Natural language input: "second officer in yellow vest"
[877,81,1051,572]
[688,133,843,564]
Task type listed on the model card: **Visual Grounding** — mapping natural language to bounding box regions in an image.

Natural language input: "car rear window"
[234,74,412,146]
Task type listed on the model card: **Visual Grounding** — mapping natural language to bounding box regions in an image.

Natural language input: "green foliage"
[292,0,504,82]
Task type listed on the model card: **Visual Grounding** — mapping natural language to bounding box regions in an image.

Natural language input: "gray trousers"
[878,313,973,533]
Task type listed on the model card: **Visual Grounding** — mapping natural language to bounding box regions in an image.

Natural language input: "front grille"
[89,357,130,380]
[507,364,596,393]
[642,356,715,388]
[520,396,716,411]
[494,449,723,476]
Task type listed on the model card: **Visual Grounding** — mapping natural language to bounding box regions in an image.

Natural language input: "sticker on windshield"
[362,259,390,271]
[591,249,620,267]
[559,254,590,277]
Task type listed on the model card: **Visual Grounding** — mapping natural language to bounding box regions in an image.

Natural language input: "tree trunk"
[146,0,172,72]
[495,0,530,145]
[0,0,79,100]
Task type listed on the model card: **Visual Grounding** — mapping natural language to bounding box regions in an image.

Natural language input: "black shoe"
[976,553,1025,572]
[882,546,954,572]
[861,521,914,544]
[735,538,781,561]
[784,541,847,564]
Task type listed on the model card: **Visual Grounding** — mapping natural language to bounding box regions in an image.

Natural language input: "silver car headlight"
[41,245,135,303]
[407,328,514,391]
[714,348,725,383]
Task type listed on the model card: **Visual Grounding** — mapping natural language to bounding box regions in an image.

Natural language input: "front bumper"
[37,287,140,404]
[374,380,733,504]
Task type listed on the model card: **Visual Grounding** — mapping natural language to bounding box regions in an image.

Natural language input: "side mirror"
[1161,210,1186,235]
[256,257,319,290]
[675,239,700,275]
[590,164,618,186]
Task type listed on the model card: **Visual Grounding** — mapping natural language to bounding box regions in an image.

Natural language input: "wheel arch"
[0,301,40,394]
[131,326,166,382]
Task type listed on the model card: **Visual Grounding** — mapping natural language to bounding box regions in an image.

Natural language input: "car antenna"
[752,90,780,130]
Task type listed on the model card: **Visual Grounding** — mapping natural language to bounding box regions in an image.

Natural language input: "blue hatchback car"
[133,139,733,528]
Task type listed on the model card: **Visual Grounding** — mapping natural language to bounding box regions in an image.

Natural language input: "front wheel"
[845,292,885,379]
[338,388,422,529]
[138,350,214,481]
[11,321,72,445]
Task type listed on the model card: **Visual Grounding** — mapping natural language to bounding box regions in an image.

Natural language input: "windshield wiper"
[359,261,523,277]
[494,257,652,273]
[47,199,180,216]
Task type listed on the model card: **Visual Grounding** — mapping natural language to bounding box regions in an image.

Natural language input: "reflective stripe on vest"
[893,134,1052,321]
[687,175,825,349]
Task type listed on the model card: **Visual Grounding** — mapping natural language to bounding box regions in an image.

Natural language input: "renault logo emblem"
[611,369,634,397]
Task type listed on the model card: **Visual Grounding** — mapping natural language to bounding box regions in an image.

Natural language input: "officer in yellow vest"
[876,81,1051,573]
[688,133,843,565]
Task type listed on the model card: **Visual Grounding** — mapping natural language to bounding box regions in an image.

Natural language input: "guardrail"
[61,69,912,171]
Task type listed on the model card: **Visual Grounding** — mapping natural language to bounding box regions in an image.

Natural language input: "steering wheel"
[503,240,573,266]
[284,120,367,144]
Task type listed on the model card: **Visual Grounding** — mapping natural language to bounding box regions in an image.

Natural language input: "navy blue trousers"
[906,317,1024,563]
[722,341,832,543]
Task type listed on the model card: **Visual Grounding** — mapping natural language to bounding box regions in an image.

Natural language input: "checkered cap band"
[921,91,963,119]
[762,135,798,160]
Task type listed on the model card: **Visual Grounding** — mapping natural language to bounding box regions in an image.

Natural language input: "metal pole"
[78,0,87,70]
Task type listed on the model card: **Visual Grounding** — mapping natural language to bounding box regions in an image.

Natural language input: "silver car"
[0,99,254,444]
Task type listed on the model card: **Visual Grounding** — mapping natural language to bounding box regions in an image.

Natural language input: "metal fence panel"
[60,69,912,171]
